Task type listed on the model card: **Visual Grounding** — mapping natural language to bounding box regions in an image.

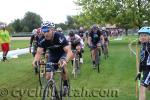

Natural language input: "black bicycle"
[42,62,70,100]
[35,60,47,88]
[72,50,80,78]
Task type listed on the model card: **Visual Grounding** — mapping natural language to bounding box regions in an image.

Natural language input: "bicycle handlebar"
[36,61,58,66]
[35,61,65,70]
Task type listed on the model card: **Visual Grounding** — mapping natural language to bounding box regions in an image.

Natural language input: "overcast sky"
[0,0,80,24]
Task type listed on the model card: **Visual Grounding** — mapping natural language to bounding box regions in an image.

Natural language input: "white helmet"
[102,27,106,30]
[56,27,62,32]
[41,21,55,29]
[32,29,37,34]
[79,27,84,30]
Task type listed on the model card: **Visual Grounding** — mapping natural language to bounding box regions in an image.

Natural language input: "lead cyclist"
[32,21,73,95]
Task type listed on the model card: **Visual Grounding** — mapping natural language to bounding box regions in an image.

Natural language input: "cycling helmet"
[79,27,84,30]
[138,27,150,35]
[32,29,37,34]
[41,21,55,33]
[56,27,62,32]
[102,27,106,30]
[69,30,75,37]
[91,24,98,30]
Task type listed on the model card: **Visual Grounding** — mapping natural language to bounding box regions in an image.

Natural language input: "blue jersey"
[38,32,68,59]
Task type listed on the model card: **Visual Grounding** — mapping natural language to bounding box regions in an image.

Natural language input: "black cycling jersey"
[89,30,102,44]
[140,43,150,71]
[38,32,68,59]
[30,34,44,46]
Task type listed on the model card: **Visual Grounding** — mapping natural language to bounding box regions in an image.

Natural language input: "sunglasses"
[41,28,50,33]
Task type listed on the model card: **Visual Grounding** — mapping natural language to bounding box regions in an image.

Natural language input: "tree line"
[2,0,150,35]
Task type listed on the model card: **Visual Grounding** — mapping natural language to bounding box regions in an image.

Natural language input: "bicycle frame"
[72,50,80,78]
[42,62,64,100]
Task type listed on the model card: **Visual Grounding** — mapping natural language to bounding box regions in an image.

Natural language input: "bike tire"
[95,49,100,73]
[59,75,63,100]
[42,81,59,100]
[38,64,47,88]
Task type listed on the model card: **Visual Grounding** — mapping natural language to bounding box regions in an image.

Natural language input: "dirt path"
[11,37,30,40]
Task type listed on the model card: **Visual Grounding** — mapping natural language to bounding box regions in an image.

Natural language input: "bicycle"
[41,62,70,100]
[90,45,100,73]
[35,59,47,88]
[103,42,109,59]
[72,50,80,78]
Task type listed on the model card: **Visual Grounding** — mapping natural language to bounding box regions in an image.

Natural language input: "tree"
[9,11,42,32]
[22,11,42,32]
[55,23,68,30]
[66,16,75,29]
[10,19,23,32]
[75,0,150,32]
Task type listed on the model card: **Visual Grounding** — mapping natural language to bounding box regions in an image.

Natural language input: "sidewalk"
[0,48,30,60]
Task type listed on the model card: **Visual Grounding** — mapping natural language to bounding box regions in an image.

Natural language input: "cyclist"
[101,27,109,57]
[29,28,44,57]
[77,27,85,63]
[32,21,73,95]
[135,27,150,100]
[78,27,86,42]
[0,25,10,62]
[66,30,84,65]
[88,25,104,68]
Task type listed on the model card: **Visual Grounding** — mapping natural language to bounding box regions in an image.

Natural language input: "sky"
[0,0,80,24]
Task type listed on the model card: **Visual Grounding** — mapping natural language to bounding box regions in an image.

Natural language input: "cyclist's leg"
[76,44,83,63]
[105,41,109,56]
[139,85,146,100]
[71,45,76,66]
[139,70,150,100]
[60,54,68,86]
[97,42,101,56]
[91,44,97,66]
[60,54,69,95]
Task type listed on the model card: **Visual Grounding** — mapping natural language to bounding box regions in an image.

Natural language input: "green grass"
[0,37,150,100]
[10,40,29,50]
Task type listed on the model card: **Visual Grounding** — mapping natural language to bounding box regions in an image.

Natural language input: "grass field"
[0,36,150,100]
[10,40,29,50]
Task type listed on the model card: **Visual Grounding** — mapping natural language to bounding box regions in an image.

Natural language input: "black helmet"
[91,24,98,30]
[69,30,75,37]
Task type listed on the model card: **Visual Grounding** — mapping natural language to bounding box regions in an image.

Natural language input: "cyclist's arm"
[33,47,43,61]
[63,45,73,62]
[100,35,105,45]
[88,36,91,45]
[30,35,34,47]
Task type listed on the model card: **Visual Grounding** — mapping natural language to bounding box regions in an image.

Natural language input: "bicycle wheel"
[95,49,100,73]
[38,64,47,88]
[72,59,77,78]
[103,44,109,59]
[59,75,63,100]
[42,80,59,100]
[76,54,80,75]
[42,81,51,100]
